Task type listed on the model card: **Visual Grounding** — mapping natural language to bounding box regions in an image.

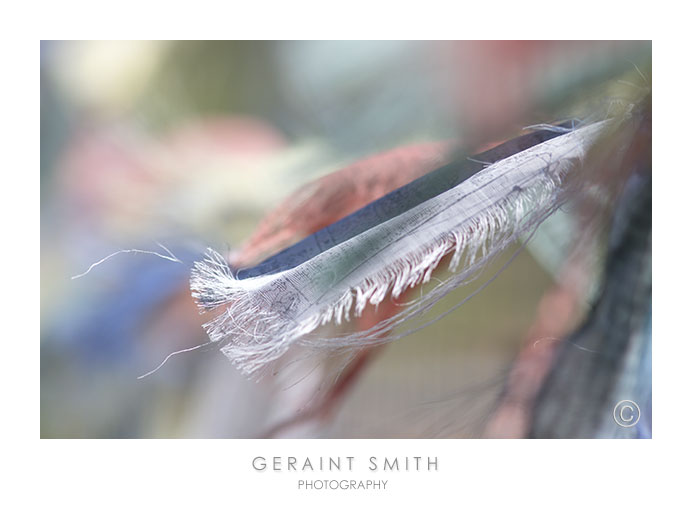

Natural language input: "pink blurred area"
[56,116,287,238]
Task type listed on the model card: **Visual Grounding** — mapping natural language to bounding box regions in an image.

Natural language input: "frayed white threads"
[137,342,210,379]
[71,243,182,279]
[191,121,611,377]
[523,123,578,134]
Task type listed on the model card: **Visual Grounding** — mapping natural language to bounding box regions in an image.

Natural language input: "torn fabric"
[191,120,611,376]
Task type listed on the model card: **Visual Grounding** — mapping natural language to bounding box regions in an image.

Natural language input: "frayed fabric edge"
[191,121,611,377]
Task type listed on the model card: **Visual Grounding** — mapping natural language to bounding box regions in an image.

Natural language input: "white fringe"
[191,121,611,376]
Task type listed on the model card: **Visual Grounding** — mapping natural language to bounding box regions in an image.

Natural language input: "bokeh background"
[41,41,650,438]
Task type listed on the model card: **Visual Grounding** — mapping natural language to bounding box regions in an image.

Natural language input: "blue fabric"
[237,123,575,279]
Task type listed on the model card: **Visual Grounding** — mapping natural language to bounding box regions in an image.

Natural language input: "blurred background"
[41,41,651,438]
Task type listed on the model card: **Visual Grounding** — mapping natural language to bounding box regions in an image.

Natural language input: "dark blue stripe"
[236,123,575,279]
